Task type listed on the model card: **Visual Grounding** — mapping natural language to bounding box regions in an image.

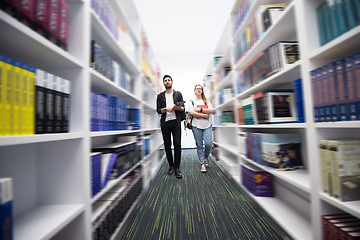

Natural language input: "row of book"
[0,54,70,136]
[235,41,300,94]
[90,40,134,94]
[219,88,234,105]
[311,52,360,122]
[0,178,12,240]
[1,0,69,50]
[92,170,142,240]
[316,0,360,46]
[242,164,274,197]
[239,132,304,171]
[323,213,360,239]
[320,139,360,202]
[91,138,141,197]
[90,92,141,132]
[233,3,288,64]
[91,0,137,63]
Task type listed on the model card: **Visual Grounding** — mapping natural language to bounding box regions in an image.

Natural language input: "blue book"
[310,68,320,122]
[101,153,117,188]
[294,79,305,123]
[0,178,13,240]
[326,63,339,121]
[335,0,348,36]
[345,55,357,120]
[335,59,349,121]
[91,152,102,197]
[354,53,360,120]
[343,0,358,30]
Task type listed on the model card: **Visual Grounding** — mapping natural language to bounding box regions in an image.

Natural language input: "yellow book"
[13,60,22,136]
[28,66,36,135]
[4,56,13,136]
[0,55,5,136]
[246,26,251,46]
[21,63,29,135]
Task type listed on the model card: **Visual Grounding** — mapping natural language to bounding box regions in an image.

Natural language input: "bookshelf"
[206,0,360,239]
[0,0,163,239]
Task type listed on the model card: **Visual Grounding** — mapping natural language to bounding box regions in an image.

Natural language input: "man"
[156,75,185,178]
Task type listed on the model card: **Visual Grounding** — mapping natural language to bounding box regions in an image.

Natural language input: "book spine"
[62,79,70,132]
[317,67,325,122]
[294,78,305,123]
[345,55,357,120]
[48,0,60,45]
[354,53,360,121]
[13,60,22,135]
[33,0,49,38]
[58,0,69,50]
[316,3,326,46]
[322,65,331,122]
[0,55,4,136]
[327,63,338,121]
[335,59,349,121]
[0,178,13,240]
[334,0,348,35]
[20,62,29,135]
[35,69,45,134]
[44,73,55,133]
[28,65,36,135]
[54,76,62,133]
[15,0,35,28]
[319,140,330,194]
[343,0,358,30]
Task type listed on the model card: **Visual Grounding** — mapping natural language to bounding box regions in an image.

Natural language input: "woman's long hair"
[194,84,208,105]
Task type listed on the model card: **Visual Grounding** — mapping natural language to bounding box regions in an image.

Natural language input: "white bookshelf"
[207,0,360,239]
[0,0,163,239]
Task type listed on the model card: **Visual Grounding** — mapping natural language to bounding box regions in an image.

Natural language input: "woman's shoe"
[204,158,209,167]
[201,164,206,173]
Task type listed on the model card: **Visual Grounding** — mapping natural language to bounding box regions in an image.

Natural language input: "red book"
[196,105,208,119]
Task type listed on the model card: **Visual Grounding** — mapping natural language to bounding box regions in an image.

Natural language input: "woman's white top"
[189,98,213,129]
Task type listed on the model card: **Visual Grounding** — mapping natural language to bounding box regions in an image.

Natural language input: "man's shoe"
[204,158,209,167]
[168,167,174,175]
[175,169,182,178]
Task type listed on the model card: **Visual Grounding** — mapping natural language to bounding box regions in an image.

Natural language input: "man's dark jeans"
[161,119,181,169]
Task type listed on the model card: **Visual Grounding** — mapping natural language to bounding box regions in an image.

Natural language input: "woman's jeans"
[192,126,212,165]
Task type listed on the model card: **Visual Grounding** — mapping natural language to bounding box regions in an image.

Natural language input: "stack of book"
[320,139,360,202]
[311,52,360,122]
[0,54,71,136]
[92,171,143,239]
[1,0,69,50]
[233,3,288,64]
[90,92,129,132]
[322,213,360,239]
[316,0,360,46]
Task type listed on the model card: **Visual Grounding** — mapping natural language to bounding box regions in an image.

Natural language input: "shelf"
[91,10,139,74]
[141,128,161,134]
[217,70,234,90]
[216,142,239,156]
[0,133,84,147]
[243,190,312,240]
[234,2,296,71]
[0,11,82,70]
[142,101,156,111]
[90,69,139,103]
[90,129,142,137]
[238,122,307,129]
[14,204,84,240]
[309,26,360,61]
[320,193,360,219]
[242,157,311,193]
[315,121,360,129]
[216,97,236,109]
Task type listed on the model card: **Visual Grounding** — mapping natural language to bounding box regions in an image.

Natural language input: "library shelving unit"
[205,0,360,239]
[0,0,163,239]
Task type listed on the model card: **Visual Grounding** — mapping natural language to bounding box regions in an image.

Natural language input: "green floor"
[120,149,292,240]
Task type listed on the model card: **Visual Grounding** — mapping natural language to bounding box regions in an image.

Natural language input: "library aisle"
[119,149,291,240]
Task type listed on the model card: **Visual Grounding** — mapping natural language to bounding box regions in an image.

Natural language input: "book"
[33,0,49,38]
[20,62,29,135]
[335,59,349,121]
[328,139,360,201]
[35,69,46,134]
[346,54,360,121]
[58,0,69,50]
[294,78,305,123]
[241,164,274,197]
[195,104,208,119]
[100,153,117,188]
[269,133,303,170]
[0,55,5,136]
[265,90,297,123]
[12,59,22,136]
[262,7,284,31]
[91,152,102,197]
[53,76,62,133]
[48,0,60,45]
[44,72,55,133]
[15,0,35,28]
[319,140,333,195]
[0,178,13,240]
[26,64,36,135]
[61,78,70,132]
[322,213,353,239]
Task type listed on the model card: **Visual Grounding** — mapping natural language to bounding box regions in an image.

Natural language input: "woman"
[189,84,213,173]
